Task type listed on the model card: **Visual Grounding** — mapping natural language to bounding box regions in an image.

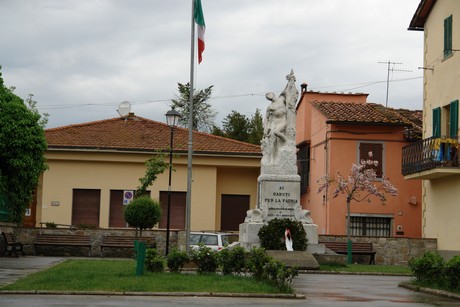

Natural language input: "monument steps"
[266,250,320,270]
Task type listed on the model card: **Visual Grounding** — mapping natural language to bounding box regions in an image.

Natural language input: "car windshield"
[221,234,239,245]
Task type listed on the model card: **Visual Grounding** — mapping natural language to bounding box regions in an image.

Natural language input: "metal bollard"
[135,241,146,276]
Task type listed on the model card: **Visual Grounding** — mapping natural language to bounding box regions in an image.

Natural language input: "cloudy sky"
[1,0,423,129]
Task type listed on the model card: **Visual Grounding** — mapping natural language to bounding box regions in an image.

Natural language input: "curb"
[0,290,305,299]
[399,281,460,301]
[300,270,412,276]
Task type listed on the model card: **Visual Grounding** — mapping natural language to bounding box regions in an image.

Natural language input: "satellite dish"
[117,101,131,117]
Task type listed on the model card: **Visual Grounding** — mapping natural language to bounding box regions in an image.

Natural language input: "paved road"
[294,273,460,306]
[1,257,460,306]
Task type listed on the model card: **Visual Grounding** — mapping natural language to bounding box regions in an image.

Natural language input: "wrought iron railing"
[402,136,459,176]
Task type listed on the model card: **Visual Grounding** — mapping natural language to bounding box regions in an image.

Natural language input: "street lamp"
[165,107,181,256]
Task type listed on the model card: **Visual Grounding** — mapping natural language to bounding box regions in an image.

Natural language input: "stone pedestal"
[239,222,264,250]
[239,173,319,250]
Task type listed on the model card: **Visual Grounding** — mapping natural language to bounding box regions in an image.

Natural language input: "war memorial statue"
[239,70,319,251]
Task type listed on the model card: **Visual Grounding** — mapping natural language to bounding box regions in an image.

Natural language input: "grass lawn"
[0,259,286,293]
[320,264,412,275]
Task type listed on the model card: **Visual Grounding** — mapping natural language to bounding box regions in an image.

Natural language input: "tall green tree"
[213,109,264,145]
[0,67,47,224]
[248,108,264,145]
[222,110,250,142]
[171,82,216,132]
[210,125,225,137]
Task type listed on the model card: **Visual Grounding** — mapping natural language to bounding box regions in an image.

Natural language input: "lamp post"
[165,107,181,256]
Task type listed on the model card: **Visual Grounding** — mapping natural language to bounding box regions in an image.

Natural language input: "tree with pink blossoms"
[316,152,398,264]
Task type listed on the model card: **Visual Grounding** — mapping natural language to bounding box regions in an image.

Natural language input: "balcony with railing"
[402,136,460,180]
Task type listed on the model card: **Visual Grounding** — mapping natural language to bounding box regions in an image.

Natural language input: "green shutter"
[450,100,459,137]
[433,107,441,138]
[444,15,453,58]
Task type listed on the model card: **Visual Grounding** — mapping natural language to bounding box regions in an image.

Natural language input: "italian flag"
[194,0,206,64]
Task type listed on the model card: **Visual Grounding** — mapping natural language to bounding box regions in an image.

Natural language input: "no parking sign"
[123,190,134,205]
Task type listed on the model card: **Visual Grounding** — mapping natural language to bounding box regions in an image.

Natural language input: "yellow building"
[404,0,460,258]
[28,113,261,232]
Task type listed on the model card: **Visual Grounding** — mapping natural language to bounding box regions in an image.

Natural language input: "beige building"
[404,0,460,258]
[27,113,261,232]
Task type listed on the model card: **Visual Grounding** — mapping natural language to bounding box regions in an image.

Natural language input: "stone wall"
[0,223,438,264]
[1,226,181,257]
[319,235,438,265]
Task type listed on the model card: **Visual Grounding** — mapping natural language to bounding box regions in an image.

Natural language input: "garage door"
[159,191,186,229]
[220,194,249,231]
[72,189,101,227]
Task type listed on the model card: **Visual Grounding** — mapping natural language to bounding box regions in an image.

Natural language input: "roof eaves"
[325,120,411,127]
[47,146,262,157]
[408,0,437,31]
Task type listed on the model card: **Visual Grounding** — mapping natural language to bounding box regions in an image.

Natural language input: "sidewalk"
[0,256,65,287]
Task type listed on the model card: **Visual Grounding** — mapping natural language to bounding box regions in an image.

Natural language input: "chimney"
[301,82,308,93]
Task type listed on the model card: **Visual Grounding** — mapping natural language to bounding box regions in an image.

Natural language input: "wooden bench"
[34,234,92,257]
[100,235,155,257]
[1,232,24,257]
[320,241,376,264]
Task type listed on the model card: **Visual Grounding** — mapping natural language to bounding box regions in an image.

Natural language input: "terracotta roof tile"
[312,101,418,125]
[45,115,261,155]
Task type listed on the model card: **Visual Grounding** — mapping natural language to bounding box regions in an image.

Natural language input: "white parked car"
[190,232,239,251]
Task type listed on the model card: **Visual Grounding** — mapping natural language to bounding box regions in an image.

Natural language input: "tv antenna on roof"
[117,101,131,117]
[378,61,412,107]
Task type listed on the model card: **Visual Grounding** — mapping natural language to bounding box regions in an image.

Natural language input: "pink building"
[296,84,422,238]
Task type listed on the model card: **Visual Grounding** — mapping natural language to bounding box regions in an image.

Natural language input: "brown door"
[159,191,186,229]
[72,189,101,227]
[221,194,250,231]
[109,190,127,227]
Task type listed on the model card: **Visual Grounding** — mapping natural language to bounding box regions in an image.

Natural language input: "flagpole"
[185,0,196,254]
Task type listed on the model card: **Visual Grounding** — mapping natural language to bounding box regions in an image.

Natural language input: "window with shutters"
[433,107,441,138]
[434,101,458,138]
[297,142,310,195]
[444,15,453,59]
[359,142,383,179]
[350,215,392,237]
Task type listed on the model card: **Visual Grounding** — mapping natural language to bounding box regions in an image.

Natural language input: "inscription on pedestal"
[261,181,299,221]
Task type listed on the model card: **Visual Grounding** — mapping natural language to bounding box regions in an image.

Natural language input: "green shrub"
[45,222,57,228]
[409,251,445,284]
[246,246,298,291]
[167,249,190,273]
[191,244,218,274]
[445,256,460,291]
[124,196,162,236]
[262,258,299,291]
[145,248,166,272]
[258,218,307,251]
[247,247,271,281]
[76,223,97,229]
[217,246,247,275]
